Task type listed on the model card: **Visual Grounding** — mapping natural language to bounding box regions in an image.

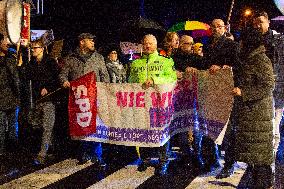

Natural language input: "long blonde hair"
[162,32,179,56]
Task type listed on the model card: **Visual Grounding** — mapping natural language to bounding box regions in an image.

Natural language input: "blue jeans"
[79,141,103,161]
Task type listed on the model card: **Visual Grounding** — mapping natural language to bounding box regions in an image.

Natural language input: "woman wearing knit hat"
[105,49,127,84]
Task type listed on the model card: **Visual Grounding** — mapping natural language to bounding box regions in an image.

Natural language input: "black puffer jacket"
[235,45,275,165]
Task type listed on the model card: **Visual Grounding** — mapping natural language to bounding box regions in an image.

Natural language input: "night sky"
[32,0,282,46]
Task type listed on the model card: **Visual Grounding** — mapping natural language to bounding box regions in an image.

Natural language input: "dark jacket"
[203,35,240,69]
[235,45,274,165]
[263,29,284,108]
[0,53,20,110]
[27,55,59,102]
[172,50,206,72]
[59,48,110,83]
[105,58,127,83]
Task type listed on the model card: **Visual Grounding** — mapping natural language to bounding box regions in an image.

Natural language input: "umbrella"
[137,17,165,31]
[168,21,211,38]
[271,16,284,21]
[271,16,284,32]
[121,16,166,43]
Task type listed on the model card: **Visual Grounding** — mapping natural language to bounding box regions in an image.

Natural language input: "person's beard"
[88,46,95,52]
[213,32,222,39]
[0,45,9,54]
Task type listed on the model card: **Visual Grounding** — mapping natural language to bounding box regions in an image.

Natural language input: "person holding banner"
[129,34,177,175]
[234,29,274,188]
[173,35,206,78]
[203,19,240,173]
[172,35,206,171]
[27,38,60,165]
[173,35,195,75]
[0,33,20,160]
[204,19,239,72]
[253,11,284,163]
[59,33,110,167]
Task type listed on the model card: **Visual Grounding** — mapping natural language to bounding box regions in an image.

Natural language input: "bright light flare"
[244,9,252,16]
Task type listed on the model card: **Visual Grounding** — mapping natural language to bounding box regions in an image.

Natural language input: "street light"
[243,8,253,28]
[244,9,252,17]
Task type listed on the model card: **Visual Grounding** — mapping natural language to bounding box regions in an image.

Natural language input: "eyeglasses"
[212,25,226,29]
[110,52,117,54]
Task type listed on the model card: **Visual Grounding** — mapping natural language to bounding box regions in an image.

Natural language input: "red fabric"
[20,3,30,45]
[69,72,97,137]
[159,49,167,57]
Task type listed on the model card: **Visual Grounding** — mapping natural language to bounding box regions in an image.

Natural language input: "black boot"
[77,152,91,165]
[91,157,107,169]
[137,160,148,172]
[155,160,170,176]
[216,164,234,179]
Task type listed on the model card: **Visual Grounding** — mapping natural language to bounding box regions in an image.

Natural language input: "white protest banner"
[71,69,234,147]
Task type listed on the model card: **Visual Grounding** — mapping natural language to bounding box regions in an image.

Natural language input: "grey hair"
[211,19,225,26]
[142,34,157,45]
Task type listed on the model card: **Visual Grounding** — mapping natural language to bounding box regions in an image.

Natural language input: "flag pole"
[227,0,235,32]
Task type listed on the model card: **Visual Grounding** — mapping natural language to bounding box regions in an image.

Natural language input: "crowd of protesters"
[0,10,283,188]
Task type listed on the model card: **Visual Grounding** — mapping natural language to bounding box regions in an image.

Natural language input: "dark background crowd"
[0,1,284,188]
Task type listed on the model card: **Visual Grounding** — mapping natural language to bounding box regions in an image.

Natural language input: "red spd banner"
[69,72,97,136]
[21,3,30,46]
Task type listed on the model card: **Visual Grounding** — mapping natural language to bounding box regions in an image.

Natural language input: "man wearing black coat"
[0,33,20,159]
[172,35,206,170]
[203,19,241,176]
[173,35,206,75]
[28,39,60,165]
[203,19,240,72]
[253,11,284,161]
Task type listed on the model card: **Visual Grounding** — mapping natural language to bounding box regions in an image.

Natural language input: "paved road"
[0,142,283,189]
